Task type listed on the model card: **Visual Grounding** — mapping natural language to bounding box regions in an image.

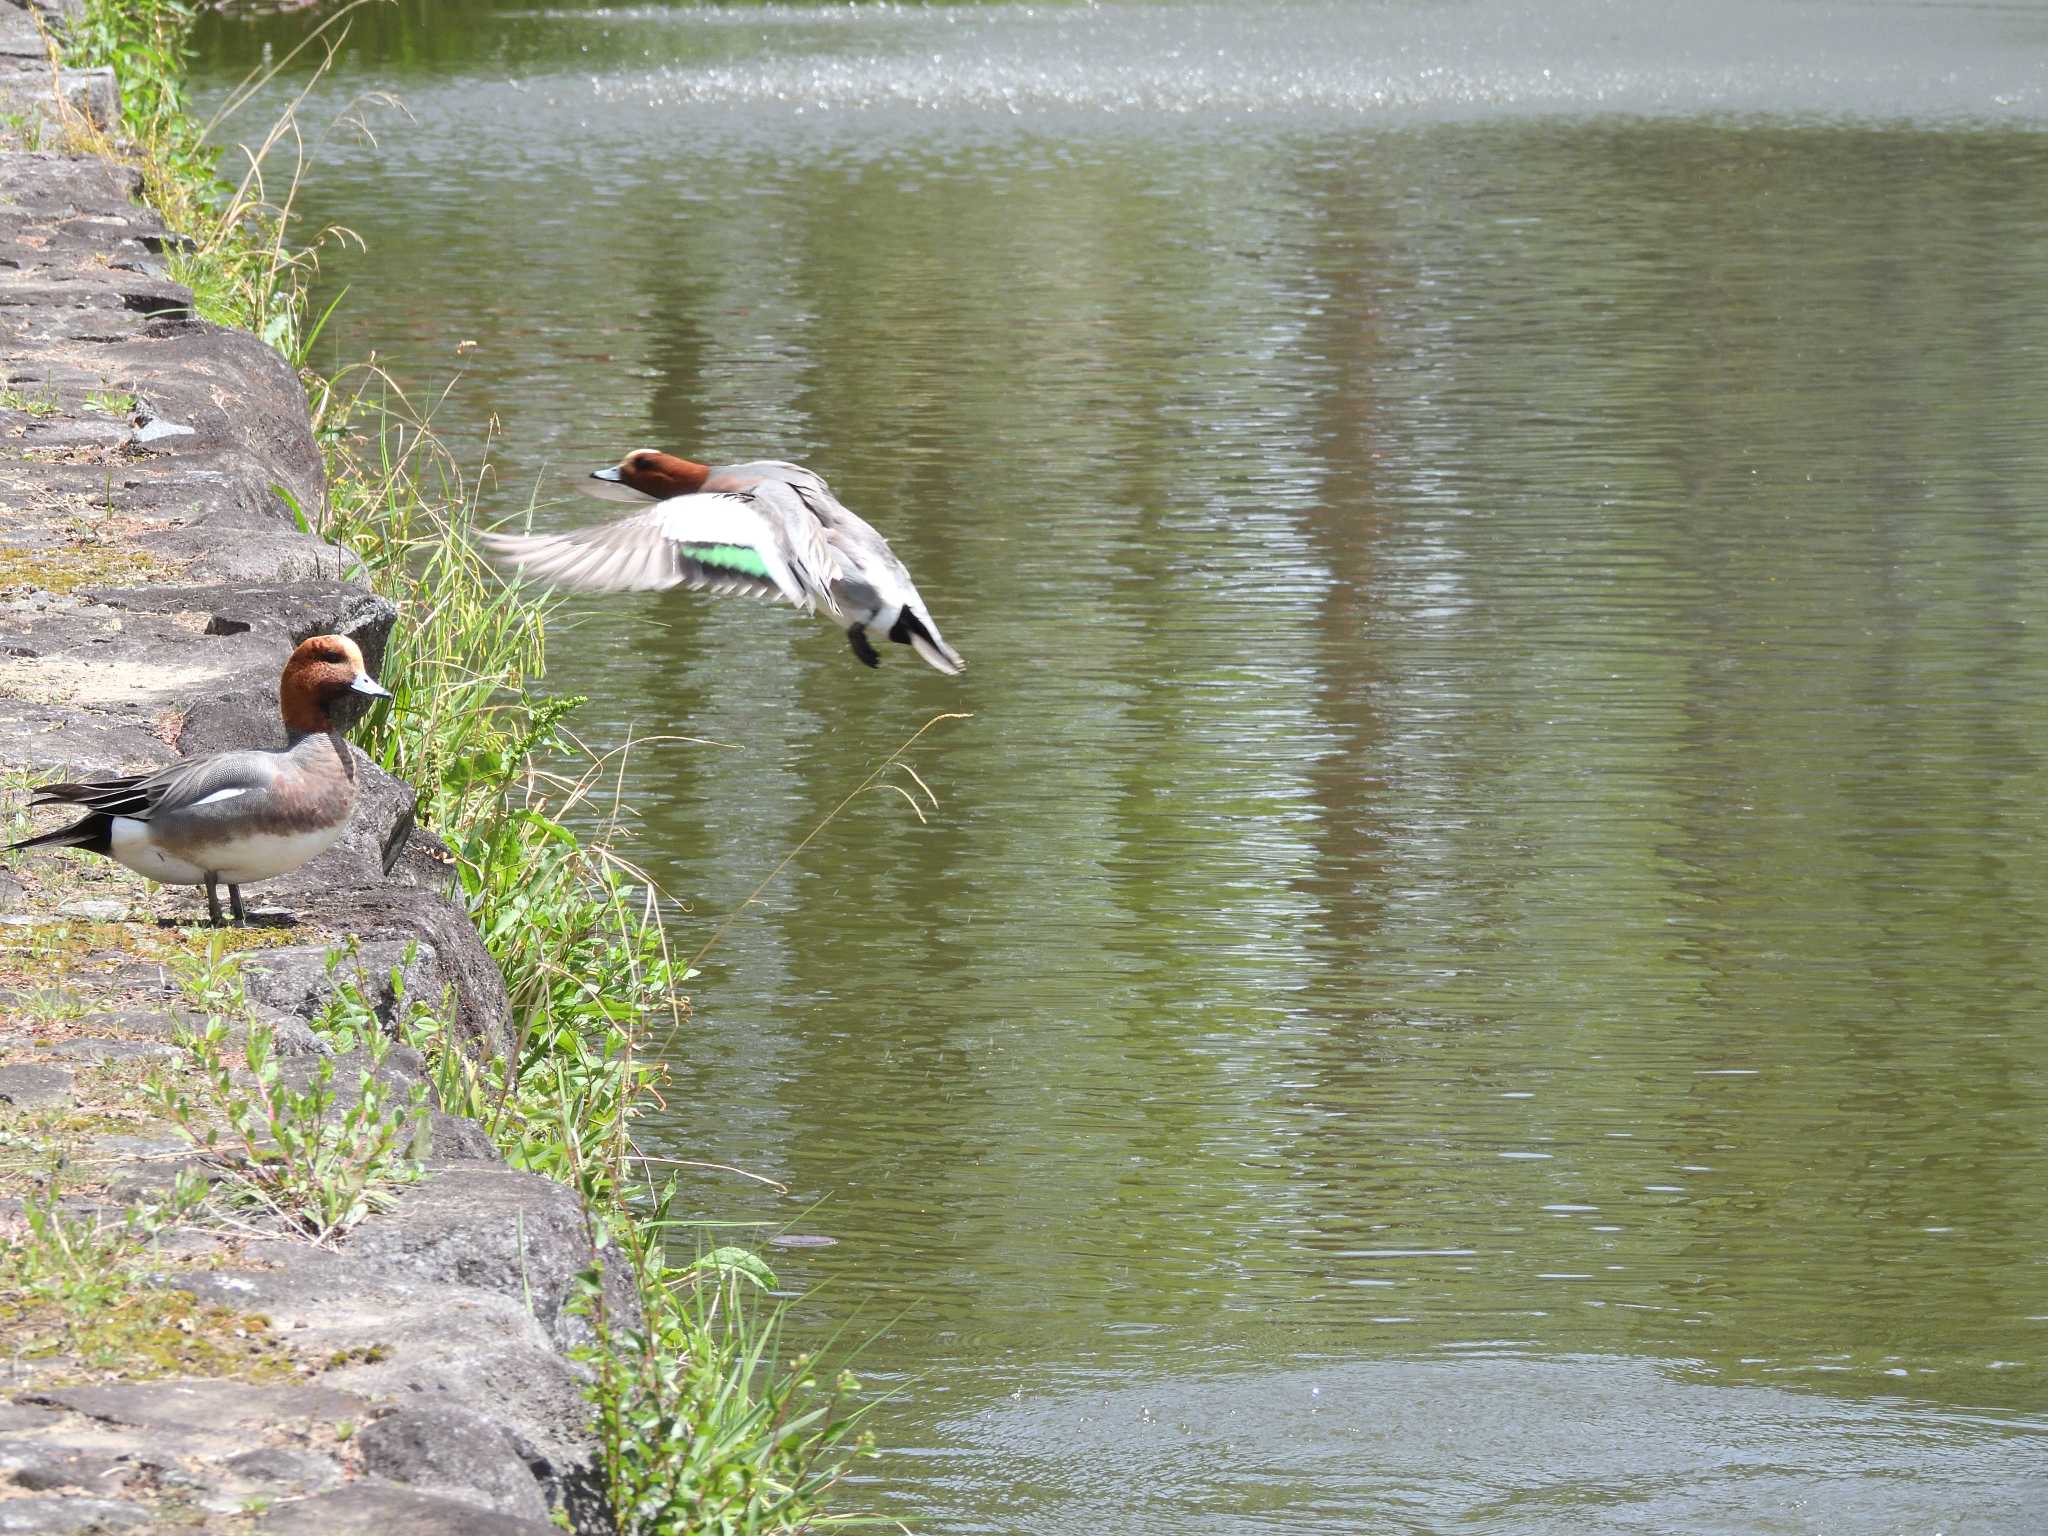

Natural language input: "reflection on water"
[194,2,2048,1529]
[925,1357,2048,1535]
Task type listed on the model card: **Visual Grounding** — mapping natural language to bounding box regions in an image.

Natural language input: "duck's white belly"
[109,817,345,887]
[210,823,349,884]
[108,818,208,885]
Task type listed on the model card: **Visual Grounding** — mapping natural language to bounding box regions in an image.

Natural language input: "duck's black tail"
[8,813,110,856]
[10,781,124,856]
[889,607,965,676]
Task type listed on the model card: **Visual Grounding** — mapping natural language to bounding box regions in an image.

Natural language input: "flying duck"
[480,450,965,675]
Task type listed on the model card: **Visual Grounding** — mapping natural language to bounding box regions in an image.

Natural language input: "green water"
[193,3,2048,1529]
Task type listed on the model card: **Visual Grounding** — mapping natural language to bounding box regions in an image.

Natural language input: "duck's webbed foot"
[847,625,881,668]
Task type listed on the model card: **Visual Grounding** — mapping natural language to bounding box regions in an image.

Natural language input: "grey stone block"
[343,1163,639,1352]
[0,1435,133,1492]
[170,1257,608,1531]
[41,1038,179,1065]
[19,2,88,38]
[253,1481,561,1535]
[0,1062,73,1110]
[356,1402,552,1522]
[0,1497,150,1533]
[220,1446,345,1495]
[23,1380,369,1434]
[0,1402,65,1433]
[0,67,116,137]
[242,940,433,1028]
[53,897,125,921]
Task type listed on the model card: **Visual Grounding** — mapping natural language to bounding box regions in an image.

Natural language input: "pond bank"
[0,65,626,1536]
[0,2,869,1531]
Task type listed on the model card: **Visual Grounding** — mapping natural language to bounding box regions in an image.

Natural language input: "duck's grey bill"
[590,466,624,483]
[351,674,394,698]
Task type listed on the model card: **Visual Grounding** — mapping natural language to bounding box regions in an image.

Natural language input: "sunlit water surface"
[192,3,2048,1529]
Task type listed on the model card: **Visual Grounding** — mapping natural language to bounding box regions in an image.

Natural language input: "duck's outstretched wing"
[481,492,835,610]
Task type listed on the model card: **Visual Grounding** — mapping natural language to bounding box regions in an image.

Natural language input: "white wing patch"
[189,787,252,808]
[654,494,774,549]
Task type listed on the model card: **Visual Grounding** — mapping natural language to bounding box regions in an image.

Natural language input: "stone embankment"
[0,1,111,135]
[0,5,630,1530]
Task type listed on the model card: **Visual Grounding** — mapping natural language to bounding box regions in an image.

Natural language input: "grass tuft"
[0,384,61,416]
[575,1185,886,1536]
[149,941,430,1243]
[0,1175,294,1383]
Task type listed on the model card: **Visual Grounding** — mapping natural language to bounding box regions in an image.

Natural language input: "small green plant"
[308,942,383,1054]
[0,385,59,417]
[9,986,88,1025]
[11,1173,208,1315]
[0,1167,288,1379]
[574,1199,880,1536]
[82,389,137,417]
[317,932,658,1204]
[149,1017,428,1243]
[68,0,197,134]
[1,108,44,151]
[169,931,251,1019]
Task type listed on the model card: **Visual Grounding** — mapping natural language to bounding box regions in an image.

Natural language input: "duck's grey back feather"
[35,750,287,822]
[745,465,966,674]
[732,465,922,615]
[724,478,843,613]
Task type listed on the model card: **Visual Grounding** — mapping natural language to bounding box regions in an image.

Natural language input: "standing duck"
[7,634,392,925]
[480,450,966,675]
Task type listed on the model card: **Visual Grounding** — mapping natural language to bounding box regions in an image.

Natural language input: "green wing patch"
[682,542,772,580]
